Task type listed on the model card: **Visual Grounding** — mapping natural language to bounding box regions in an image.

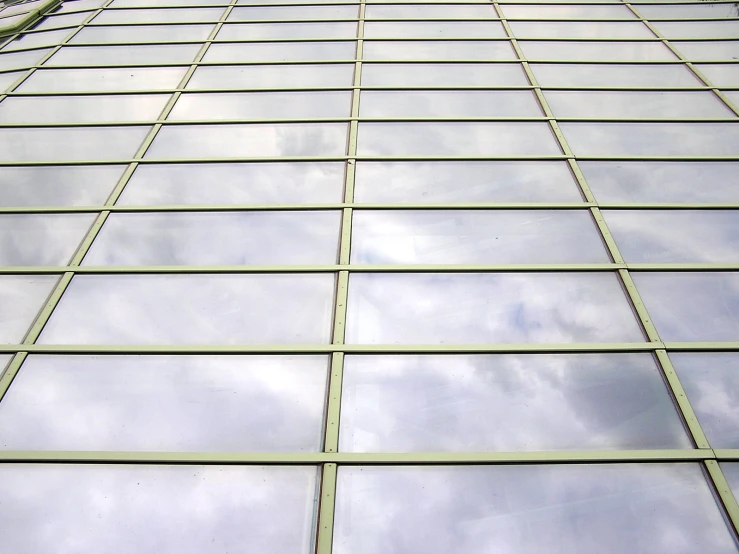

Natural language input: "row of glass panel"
[3,271,739,344]
[0,462,736,553]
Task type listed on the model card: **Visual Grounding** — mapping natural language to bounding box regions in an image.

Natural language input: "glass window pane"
[0,48,52,71]
[363,40,515,60]
[0,214,94,266]
[520,41,676,60]
[32,12,90,31]
[145,123,348,158]
[39,274,336,345]
[71,24,216,44]
[334,464,737,554]
[346,273,645,344]
[0,275,59,343]
[562,123,739,157]
[0,126,150,162]
[57,0,106,10]
[724,91,739,106]
[119,162,345,205]
[357,123,560,156]
[114,0,231,5]
[169,91,353,120]
[340,353,691,452]
[670,352,739,449]
[0,70,23,92]
[204,41,356,62]
[502,4,636,19]
[359,91,542,117]
[354,161,583,203]
[652,21,739,39]
[0,354,328,452]
[228,6,359,20]
[216,22,357,39]
[364,21,505,38]
[530,63,701,87]
[604,210,739,263]
[632,272,739,342]
[365,5,497,18]
[695,64,739,87]
[83,211,341,265]
[0,94,169,123]
[510,21,654,38]
[46,44,201,66]
[187,64,354,89]
[19,67,187,92]
[361,63,528,86]
[545,91,731,118]
[582,162,739,203]
[91,7,226,24]
[672,41,739,61]
[351,210,608,263]
[2,29,71,52]
[637,4,739,19]
[0,465,318,554]
[723,463,739,498]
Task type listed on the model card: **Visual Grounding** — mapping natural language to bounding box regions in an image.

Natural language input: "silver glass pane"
[357,123,560,156]
[725,91,739,106]
[361,63,528,86]
[561,123,739,157]
[544,91,731,118]
[0,275,58,343]
[354,161,583,203]
[46,44,202,66]
[169,91,353,120]
[340,353,691,452]
[38,274,335,345]
[695,64,739,87]
[83,211,341,265]
[228,6,359,20]
[637,4,739,19]
[334,464,738,554]
[363,41,515,60]
[32,12,90,31]
[70,24,216,44]
[520,41,676,60]
[359,91,542,117]
[723,463,739,499]
[672,41,739,61]
[216,22,357,39]
[114,0,232,4]
[0,354,329,452]
[581,162,739,203]
[187,64,352,90]
[365,5,497,19]
[604,210,739,263]
[351,210,608,264]
[0,94,169,123]
[0,126,150,162]
[145,123,348,158]
[1,29,71,52]
[0,70,22,92]
[345,273,645,344]
[18,67,188,92]
[363,21,506,38]
[670,352,739,449]
[0,166,125,207]
[502,4,636,19]
[530,63,701,87]
[0,464,318,554]
[120,162,344,205]
[91,7,226,24]
[204,41,356,62]
[0,214,94,266]
[57,0,106,10]
[632,272,739,342]
[0,48,51,71]
[509,21,654,38]
[652,21,739,39]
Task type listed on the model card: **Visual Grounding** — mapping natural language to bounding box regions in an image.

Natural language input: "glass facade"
[0,0,737,552]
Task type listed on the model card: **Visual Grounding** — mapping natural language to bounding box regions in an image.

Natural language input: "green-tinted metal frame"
[0,0,60,38]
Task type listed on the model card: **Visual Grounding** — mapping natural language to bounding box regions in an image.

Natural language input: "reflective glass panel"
[340,353,691,452]
[71,24,216,44]
[187,64,354,89]
[204,41,356,62]
[83,211,341,265]
[120,162,345,205]
[91,7,226,24]
[56,0,106,10]
[354,161,583,203]
[146,123,348,158]
[637,4,739,19]
[509,21,654,38]
[334,464,737,554]
[0,70,22,92]
[545,91,731,118]
[632,272,739,342]
[695,64,739,87]
[47,44,201,65]
[361,63,528,86]
[38,274,335,344]
[0,354,329,452]
[0,94,169,123]
[0,465,318,554]
[19,67,187,92]
[672,41,739,61]
[216,22,357,39]
[530,63,701,87]
[651,21,739,38]
[1,29,70,52]
[32,12,89,31]
[0,214,94,266]
[0,48,51,71]
[357,123,560,156]
[114,0,232,4]
[502,4,636,19]
[359,91,542,117]
[351,210,608,263]
[365,5,496,18]
[0,275,58,343]
[520,41,676,60]
[363,41,515,60]
[345,273,645,344]
[363,21,506,38]
[228,6,359,20]
[723,463,739,498]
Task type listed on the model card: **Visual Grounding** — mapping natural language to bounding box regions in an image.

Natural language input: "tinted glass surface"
[0,275,59,344]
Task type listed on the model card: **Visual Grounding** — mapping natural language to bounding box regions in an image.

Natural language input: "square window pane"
[502,5,636,19]
[545,91,731,118]
[670,352,739,449]
[0,465,318,554]
[510,21,654,38]
[0,94,169,123]
[228,6,359,20]
[83,211,341,265]
[18,67,187,92]
[38,274,336,344]
[652,21,739,39]
[216,22,357,40]
[695,64,739,87]
[520,41,676,60]
[2,29,70,52]
[0,214,95,266]
[0,275,59,343]
[204,41,356,62]
[71,24,216,44]
[340,353,691,452]
[0,165,125,207]
[334,464,737,554]
[119,162,345,205]
[637,4,739,19]
[363,40,515,60]
[0,48,51,71]
[187,64,354,89]
[672,41,739,61]
[169,91,352,120]
[604,210,739,263]
[364,21,505,38]
[632,272,739,342]
[91,7,226,24]
[145,123,348,158]
[365,5,497,19]
[359,91,542,117]
[351,210,608,263]
[354,161,583,203]
[345,273,645,344]
[361,63,528,86]
[357,122,560,156]
[581,162,739,203]
[530,63,701,87]
[46,44,201,65]
[0,126,150,162]
[0,354,329,451]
